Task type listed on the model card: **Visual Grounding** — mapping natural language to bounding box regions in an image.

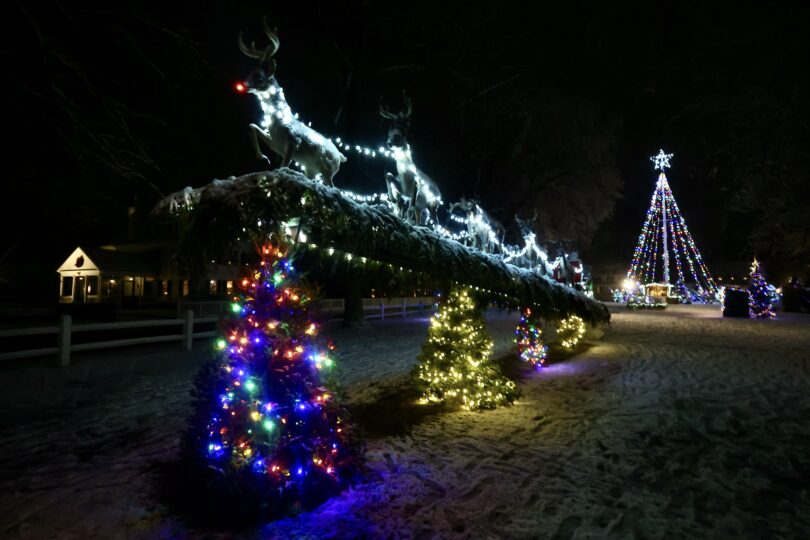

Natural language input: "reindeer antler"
[379,103,398,120]
[380,92,414,122]
[238,16,280,68]
[401,91,412,120]
[238,33,263,59]
[261,16,280,56]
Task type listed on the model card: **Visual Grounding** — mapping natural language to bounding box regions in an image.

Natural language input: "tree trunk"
[342,266,365,328]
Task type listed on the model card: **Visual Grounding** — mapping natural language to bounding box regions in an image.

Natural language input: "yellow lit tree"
[557,315,585,349]
[413,286,518,410]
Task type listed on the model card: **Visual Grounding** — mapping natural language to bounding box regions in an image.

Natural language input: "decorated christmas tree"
[183,243,358,520]
[515,307,547,370]
[748,258,775,319]
[626,150,718,300]
[557,315,586,349]
[413,286,518,410]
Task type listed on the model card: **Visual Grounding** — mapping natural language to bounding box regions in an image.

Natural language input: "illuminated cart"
[641,282,673,300]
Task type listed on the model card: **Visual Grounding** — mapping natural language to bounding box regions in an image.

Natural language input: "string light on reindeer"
[237,18,346,186]
[447,198,505,255]
[379,93,444,226]
[234,20,588,293]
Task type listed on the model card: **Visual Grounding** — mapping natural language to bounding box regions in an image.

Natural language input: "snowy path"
[1,306,810,539]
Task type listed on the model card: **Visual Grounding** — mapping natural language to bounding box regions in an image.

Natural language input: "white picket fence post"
[58,314,72,367]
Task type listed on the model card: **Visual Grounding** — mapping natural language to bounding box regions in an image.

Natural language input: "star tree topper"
[650,149,674,171]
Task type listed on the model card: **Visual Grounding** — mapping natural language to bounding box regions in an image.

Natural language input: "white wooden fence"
[179,297,436,321]
[0,311,218,367]
[0,297,436,367]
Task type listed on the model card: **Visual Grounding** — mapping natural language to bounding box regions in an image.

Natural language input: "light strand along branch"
[154,168,610,325]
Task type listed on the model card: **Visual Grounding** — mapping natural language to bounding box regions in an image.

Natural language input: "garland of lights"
[626,150,718,299]
[514,307,548,369]
[557,315,586,350]
[413,286,518,410]
[184,243,358,515]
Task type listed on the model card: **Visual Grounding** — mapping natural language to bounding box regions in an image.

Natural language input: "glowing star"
[650,149,673,171]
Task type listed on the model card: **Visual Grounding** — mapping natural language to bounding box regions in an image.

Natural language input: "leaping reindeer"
[379,93,442,226]
[448,197,505,254]
[505,212,550,274]
[237,18,346,186]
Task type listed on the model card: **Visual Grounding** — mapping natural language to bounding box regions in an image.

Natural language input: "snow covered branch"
[154,169,610,325]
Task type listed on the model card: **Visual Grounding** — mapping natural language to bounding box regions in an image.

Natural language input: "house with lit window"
[57,245,241,305]
[58,246,158,304]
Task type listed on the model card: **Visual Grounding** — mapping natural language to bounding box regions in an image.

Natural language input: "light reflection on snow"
[539,361,590,376]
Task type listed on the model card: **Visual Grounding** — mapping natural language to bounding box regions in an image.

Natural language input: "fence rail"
[178,296,436,319]
[0,311,218,366]
[0,297,436,367]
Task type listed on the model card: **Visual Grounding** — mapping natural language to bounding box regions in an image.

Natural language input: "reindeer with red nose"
[237,18,346,186]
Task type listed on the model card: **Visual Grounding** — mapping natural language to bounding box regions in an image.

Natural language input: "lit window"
[87,276,99,296]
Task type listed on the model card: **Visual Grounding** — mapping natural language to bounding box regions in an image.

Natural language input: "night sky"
[4,1,809,280]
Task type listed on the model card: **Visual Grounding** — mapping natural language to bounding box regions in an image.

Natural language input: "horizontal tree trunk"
[154,168,610,325]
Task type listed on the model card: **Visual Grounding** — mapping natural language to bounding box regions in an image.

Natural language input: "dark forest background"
[2,1,809,283]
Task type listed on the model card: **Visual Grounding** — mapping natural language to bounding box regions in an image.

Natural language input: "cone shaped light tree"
[184,242,358,518]
[626,150,718,299]
[748,258,775,318]
[413,286,518,410]
[515,307,548,369]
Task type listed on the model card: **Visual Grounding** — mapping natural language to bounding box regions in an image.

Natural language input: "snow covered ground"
[1,304,809,539]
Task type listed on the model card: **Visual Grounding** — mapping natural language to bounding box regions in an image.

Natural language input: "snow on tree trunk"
[153,168,610,325]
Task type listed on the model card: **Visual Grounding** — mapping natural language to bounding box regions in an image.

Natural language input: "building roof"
[57,246,156,275]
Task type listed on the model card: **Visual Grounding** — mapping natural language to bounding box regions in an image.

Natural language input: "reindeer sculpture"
[379,93,442,226]
[505,213,550,274]
[237,18,346,185]
[448,197,505,254]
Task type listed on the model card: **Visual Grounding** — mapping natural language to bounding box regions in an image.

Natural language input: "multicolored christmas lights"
[515,307,548,369]
[626,151,718,298]
[413,286,518,410]
[186,243,357,514]
[748,258,775,319]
